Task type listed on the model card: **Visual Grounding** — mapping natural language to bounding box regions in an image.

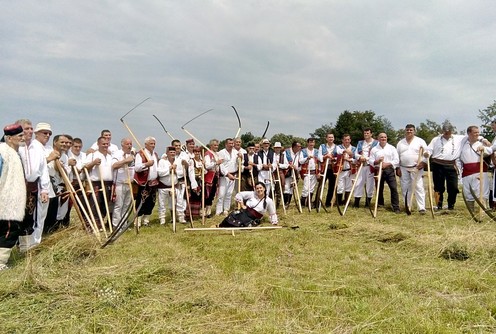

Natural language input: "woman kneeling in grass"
[219,182,278,227]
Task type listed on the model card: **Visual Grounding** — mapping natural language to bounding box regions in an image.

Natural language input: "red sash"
[462,162,487,177]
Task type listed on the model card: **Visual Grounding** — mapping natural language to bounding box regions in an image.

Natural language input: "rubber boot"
[353,197,360,208]
[337,194,343,206]
[366,197,372,207]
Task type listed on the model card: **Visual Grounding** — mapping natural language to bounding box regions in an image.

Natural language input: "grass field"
[2,199,496,333]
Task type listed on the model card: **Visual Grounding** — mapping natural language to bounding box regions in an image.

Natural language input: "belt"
[342,169,350,171]
[400,165,417,168]
[431,158,456,166]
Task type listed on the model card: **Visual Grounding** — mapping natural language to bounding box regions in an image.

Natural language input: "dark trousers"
[0,220,21,248]
[431,162,458,208]
[20,190,37,236]
[380,167,400,210]
[205,177,218,206]
[323,167,336,206]
[136,184,157,216]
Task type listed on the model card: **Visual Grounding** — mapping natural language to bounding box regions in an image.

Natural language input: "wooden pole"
[171,167,176,233]
[275,163,287,215]
[72,166,100,238]
[98,166,113,233]
[373,162,383,218]
[84,168,108,238]
[342,163,364,215]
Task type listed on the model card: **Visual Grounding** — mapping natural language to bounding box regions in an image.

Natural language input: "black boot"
[285,194,292,207]
[365,197,372,207]
[344,192,351,205]
[300,196,307,207]
[353,197,360,208]
[337,194,343,205]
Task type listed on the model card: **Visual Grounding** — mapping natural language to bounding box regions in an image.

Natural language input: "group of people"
[1,118,495,270]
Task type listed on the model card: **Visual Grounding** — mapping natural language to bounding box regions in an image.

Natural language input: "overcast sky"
[1,1,495,149]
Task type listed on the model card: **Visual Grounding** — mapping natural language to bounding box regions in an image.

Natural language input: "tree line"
[226,100,496,149]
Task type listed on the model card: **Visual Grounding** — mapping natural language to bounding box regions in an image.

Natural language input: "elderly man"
[15,120,50,251]
[0,124,27,270]
[460,126,493,213]
[134,136,159,226]
[111,138,135,228]
[427,121,466,210]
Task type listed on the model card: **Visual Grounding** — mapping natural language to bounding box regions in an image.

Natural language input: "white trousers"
[301,174,317,197]
[112,183,133,227]
[463,173,490,201]
[353,165,375,198]
[216,176,235,214]
[399,167,425,210]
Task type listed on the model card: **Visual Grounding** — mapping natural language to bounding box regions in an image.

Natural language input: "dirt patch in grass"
[377,232,409,243]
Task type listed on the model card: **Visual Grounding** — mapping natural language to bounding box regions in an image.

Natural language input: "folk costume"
[157,147,179,224]
[216,145,239,215]
[273,142,289,207]
[459,137,492,211]
[333,143,357,205]
[397,136,429,213]
[17,126,50,251]
[317,142,336,207]
[353,139,379,207]
[284,145,301,207]
[298,145,320,206]
[84,149,114,228]
[0,124,27,270]
[111,149,135,228]
[204,148,219,218]
[134,146,159,226]
[427,130,465,210]
[241,149,261,192]
[369,141,401,213]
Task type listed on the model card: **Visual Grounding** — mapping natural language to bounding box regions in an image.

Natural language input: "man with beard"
[0,124,27,270]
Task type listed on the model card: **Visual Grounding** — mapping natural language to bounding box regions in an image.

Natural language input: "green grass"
[2,202,496,333]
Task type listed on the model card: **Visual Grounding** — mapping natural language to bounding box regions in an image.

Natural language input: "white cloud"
[1,0,496,149]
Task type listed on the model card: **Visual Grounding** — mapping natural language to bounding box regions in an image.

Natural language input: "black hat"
[1,124,23,142]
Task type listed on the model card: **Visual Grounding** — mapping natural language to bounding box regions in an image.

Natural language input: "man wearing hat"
[15,121,51,251]
[0,124,27,270]
[426,121,466,210]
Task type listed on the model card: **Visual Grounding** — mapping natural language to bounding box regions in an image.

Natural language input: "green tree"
[415,120,443,144]
[311,110,396,145]
[270,133,306,148]
[478,100,496,142]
